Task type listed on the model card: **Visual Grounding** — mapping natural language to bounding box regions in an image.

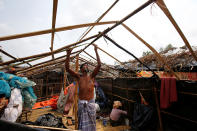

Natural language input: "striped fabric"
[78,99,96,131]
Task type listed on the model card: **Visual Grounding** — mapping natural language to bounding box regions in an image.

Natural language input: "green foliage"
[165,44,174,51]
[159,44,175,53]
[142,51,152,57]
[159,47,164,53]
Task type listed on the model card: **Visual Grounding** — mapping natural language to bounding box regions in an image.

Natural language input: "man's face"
[81,64,89,73]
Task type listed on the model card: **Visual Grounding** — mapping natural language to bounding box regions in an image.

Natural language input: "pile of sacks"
[0,72,37,122]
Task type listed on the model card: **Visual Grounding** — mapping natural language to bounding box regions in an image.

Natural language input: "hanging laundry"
[56,87,69,113]
[160,77,177,109]
[63,83,75,114]
[1,88,22,122]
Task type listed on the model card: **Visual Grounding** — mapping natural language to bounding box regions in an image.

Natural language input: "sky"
[0,0,197,66]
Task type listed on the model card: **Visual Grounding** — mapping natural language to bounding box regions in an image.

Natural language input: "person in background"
[110,101,127,126]
[65,44,101,131]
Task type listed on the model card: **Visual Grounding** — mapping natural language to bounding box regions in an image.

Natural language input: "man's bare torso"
[78,75,94,101]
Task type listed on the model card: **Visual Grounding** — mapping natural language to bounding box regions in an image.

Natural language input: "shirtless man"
[65,44,101,131]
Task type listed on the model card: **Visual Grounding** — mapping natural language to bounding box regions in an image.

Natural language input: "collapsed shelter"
[0,0,197,130]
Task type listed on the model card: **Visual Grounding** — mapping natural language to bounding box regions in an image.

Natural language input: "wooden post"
[153,81,163,131]
[50,0,58,59]
[46,73,49,98]
[63,67,67,90]
[74,55,79,130]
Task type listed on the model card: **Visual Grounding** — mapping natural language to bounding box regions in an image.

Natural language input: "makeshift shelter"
[0,0,197,130]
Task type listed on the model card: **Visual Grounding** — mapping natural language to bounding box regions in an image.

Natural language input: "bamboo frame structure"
[94,44,123,65]
[16,54,68,73]
[121,23,180,80]
[103,34,159,78]
[74,0,155,60]
[156,0,197,62]
[78,0,119,41]
[79,57,118,77]
[0,34,98,66]
[15,51,79,74]
[0,0,196,130]
[50,0,58,59]
[83,46,135,77]
[0,21,117,42]
[0,48,32,67]
[74,55,79,130]
[83,50,119,73]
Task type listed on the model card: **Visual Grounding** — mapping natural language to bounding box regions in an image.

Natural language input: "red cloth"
[160,77,177,109]
[32,96,59,109]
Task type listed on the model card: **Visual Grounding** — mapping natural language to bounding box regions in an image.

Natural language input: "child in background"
[110,101,127,126]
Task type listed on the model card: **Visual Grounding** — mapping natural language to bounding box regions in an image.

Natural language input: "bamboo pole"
[93,44,123,65]
[24,62,64,77]
[121,23,180,80]
[3,43,89,71]
[27,125,78,131]
[0,56,45,71]
[0,48,32,66]
[16,54,67,72]
[74,55,79,130]
[103,34,159,78]
[16,56,67,74]
[105,91,136,103]
[63,67,67,90]
[0,21,117,42]
[161,110,197,125]
[0,48,17,60]
[82,50,128,77]
[74,0,155,58]
[0,34,97,66]
[78,0,119,41]
[83,50,119,71]
[79,56,118,77]
[15,51,78,74]
[156,0,197,62]
[153,83,163,131]
[50,0,58,59]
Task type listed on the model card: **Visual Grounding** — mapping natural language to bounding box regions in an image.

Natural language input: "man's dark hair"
[80,62,88,70]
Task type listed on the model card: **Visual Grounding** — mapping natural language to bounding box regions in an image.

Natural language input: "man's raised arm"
[65,48,80,79]
[91,44,101,78]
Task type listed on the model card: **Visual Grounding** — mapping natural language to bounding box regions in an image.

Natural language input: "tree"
[159,47,164,53]
[142,51,152,57]
[165,44,174,51]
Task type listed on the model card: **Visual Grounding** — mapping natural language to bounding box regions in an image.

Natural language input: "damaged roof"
[0,0,196,79]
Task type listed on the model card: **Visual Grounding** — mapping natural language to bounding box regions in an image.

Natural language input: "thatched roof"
[124,46,197,71]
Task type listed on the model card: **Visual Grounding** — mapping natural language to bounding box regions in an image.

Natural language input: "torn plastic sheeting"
[0,80,11,98]
[9,77,36,89]
[0,72,15,81]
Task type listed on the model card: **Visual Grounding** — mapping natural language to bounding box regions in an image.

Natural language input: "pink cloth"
[160,77,177,109]
[64,83,75,114]
[110,109,127,121]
